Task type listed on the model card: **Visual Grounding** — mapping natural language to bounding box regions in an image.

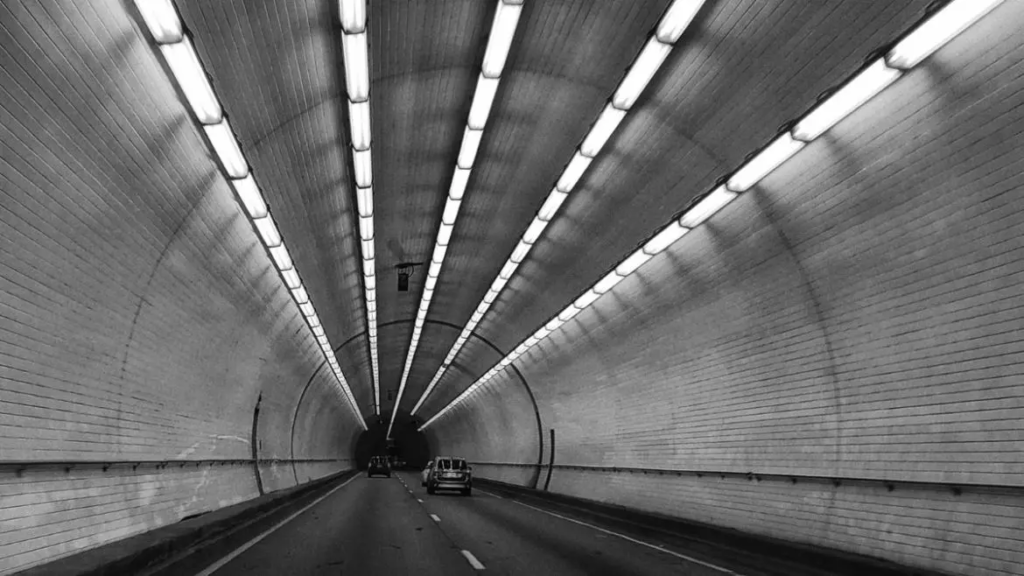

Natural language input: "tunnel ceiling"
[158,0,935,424]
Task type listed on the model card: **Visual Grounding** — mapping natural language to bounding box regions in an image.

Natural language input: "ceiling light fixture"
[409,1,707,418]
[136,0,365,428]
[159,38,222,124]
[387,0,526,439]
[203,120,248,178]
[339,0,379,415]
[418,0,1006,432]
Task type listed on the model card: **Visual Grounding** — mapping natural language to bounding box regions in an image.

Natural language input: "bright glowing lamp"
[656,0,704,44]
[160,38,222,124]
[134,0,183,43]
[580,104,627,158]
[342,32,369,102]
[886,0,1005,69]
[727,133,805,192]
[643,221,689,255]
[679,185,736,228]
[791,59,900,142]
[612,38,672,110]
[481,0,523,77]
[556,152,592,192]
[468,75,500,129]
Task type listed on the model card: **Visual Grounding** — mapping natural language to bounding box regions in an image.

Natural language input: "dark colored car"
[367,456,391,478]
[425,456,471,495]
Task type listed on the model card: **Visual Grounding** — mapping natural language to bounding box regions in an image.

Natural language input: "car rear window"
[437,459,467,470]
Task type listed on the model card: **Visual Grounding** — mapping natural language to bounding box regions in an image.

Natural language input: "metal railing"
[0,458,352,476]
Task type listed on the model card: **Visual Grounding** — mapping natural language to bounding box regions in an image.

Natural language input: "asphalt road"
[168,471,747,576]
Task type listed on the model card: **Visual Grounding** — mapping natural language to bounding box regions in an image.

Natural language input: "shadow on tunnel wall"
[352,409,432,470]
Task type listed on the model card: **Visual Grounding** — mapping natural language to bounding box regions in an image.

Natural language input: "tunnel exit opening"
[353,408,431,470]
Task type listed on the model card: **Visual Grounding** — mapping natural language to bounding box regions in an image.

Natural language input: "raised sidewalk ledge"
[475,477,949,576]
[17,470,355,576]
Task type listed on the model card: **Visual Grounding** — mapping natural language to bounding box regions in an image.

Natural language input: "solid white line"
[461,549,485,570]
[476,489,502,499]
[430,514,441,523]
[196,474,359,576]
[503,499,740,575]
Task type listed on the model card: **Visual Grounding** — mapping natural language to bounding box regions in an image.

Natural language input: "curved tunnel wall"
[0,7,361,573]
[429,9,1024,576]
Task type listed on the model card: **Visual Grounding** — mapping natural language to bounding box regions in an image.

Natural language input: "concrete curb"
[17,470,356,576]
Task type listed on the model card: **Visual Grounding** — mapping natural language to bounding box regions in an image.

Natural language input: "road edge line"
[195,474,359,575]
[498,496,740,575]
[461,550,485,570]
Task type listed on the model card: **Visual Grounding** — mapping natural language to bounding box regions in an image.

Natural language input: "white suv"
[425,456,472,496]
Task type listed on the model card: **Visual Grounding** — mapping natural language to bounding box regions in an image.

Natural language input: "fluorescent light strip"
[481,0,523,78]
[409,1,706,418]
[726,133,805,192]
[791,59,901,142]
[417,195,726,430]
[418,0,1001,431]
[885,0,1004,70]
[340,0,379,415]
[386,0,525,439]
[138,0,366,429]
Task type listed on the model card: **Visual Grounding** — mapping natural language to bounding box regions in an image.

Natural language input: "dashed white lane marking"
[417,499,423,503]
[196,474,360,575]
[430,514,441,523]
[497,497,740,575]
[461,549,485,570]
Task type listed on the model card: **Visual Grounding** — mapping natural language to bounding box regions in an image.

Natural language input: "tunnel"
[1,0,1022,575]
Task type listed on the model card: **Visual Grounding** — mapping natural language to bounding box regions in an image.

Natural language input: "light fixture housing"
[522,218,548,245]
[679,185,736,228]
[254,215,282,247]
[135,0,183,44]
[342,32,370,102]
[358,214,374,239]
[481,0,523,78]
[356,186,373,218]
[615,250,652,276]
[573,290,600,311]
[593,270,624,294]
[437,223,454,246]
[656,0,705,44]
[727,133,805,192]
[269,244,293,271]
[537,190,568,221]
[458,129,483,169]
[353,148,373,187]
[580,105,627,158]
[791,59,900,142]
[203,120,248,178]
[643,221,690,255]
[886,0,1005,70]
[339,0,367,34]
[441,197,462,225]
[231,175,268,219]
[612,38,672,110]
[160,38,222,124]
[468,75,500,129]
[556,152,593,192]
[348,100,371,151]
[449,167,471,200]
[510,240,531,263]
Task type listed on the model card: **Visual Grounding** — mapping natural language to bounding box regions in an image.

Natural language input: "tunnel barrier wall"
[0,5,362,572]
[0,459,350,575]
[0,463,256,575]
[430,9,1024,576]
